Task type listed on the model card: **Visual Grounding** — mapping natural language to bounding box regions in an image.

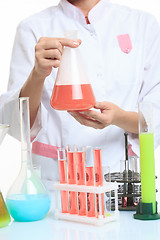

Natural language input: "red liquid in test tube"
[67,151,78,214]
[77,151,86,216]
[85,166,96,217]
[94,148,104,216]
[58,160,69,213]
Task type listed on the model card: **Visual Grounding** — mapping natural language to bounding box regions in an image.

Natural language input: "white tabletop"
[0,210,160,240]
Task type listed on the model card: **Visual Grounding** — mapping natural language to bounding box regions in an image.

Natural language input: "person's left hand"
[68,101,124,129]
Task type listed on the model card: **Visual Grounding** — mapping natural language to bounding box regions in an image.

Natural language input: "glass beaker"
[138,101,156,214]
[50,30,96,111]
[0,124,11,228]
[6,98,51,222]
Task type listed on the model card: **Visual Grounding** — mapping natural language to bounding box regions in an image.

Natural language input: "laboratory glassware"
[76,146,86,216]
[93,147,104,216]
[6,98,51,222]
[50,30,96,111]
[134,101,160,220]
[57,147,69,213]
[66,145,77,214]
[85,146,96,217]
[0,124,11,228]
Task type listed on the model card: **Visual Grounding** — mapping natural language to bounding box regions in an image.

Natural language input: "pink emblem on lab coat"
[117,34,133,53]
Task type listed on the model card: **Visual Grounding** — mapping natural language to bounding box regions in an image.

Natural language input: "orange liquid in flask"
[50,84,96,110]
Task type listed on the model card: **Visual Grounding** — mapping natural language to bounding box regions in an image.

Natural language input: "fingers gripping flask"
[6,98,51,222]
[50,30,96,111]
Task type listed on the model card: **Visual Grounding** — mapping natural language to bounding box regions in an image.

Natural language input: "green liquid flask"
[6,98,51,222]
[134,102,160,220]
[0,124,11,228]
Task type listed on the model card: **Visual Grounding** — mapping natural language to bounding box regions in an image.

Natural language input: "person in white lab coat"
[0,0,160,190]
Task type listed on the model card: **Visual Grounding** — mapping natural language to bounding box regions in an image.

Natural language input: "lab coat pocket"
[117,34,133,54]
[111,34,140,87]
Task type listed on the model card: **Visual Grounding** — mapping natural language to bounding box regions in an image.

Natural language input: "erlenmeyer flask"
[6,98,51,222]
[0,124,11,228]
[50,30,96,111]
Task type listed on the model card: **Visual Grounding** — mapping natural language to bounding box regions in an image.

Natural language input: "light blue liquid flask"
[6,97,51,222]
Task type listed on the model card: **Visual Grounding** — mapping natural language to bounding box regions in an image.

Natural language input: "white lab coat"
[0,0,160,190]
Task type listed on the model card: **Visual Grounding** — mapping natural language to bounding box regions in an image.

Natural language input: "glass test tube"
[58,148,69,213]
[139,102,156,214]
[93,147,104,216]
[76,147,86,216]
[103,166,111,216]
[67,145,77,214]
[85,146,96,217]
[120,160,129,207]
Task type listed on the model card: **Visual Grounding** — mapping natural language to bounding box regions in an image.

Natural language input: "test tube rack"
[53,181,119,226]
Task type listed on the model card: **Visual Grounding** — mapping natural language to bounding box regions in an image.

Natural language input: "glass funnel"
[0,124,11,228]
[50,30,96,111]
[6,98,51,222]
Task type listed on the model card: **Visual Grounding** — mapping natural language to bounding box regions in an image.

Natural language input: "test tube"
[138,102,156,214]
[85,146,96,217]
[93,147,104,217]
[67,145,78,214]
[76,146,86,216]
[103,166,111,216]
[57,148,69,213]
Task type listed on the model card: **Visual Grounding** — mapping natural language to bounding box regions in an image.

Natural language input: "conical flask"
[0,124,11,228]
[50,30,96,111]
[6,97,51,222]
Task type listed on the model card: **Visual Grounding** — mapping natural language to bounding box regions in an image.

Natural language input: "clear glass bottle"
[6,98,51,222]
[50,30,96,111]
[0,124,11,228]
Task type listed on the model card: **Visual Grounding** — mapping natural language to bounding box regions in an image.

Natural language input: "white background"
[0,0,160,198]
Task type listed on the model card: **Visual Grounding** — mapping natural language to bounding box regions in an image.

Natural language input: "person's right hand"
[33,37,81,79]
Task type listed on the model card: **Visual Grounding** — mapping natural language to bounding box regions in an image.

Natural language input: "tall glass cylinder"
[139,102,156,214]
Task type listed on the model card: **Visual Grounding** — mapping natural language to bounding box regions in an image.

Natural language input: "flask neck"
[21,149,32,167]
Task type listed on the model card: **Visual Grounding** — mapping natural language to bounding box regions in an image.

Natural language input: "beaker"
[50,30,96,111]
[139,102,156,214]
[6,98,51,222]
[0,124,11,228]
